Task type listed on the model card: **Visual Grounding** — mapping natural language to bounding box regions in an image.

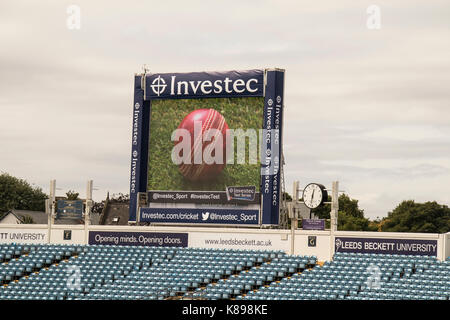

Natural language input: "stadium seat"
[1,245,448,300]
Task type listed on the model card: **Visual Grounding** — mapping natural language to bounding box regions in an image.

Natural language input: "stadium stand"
[193,254,317,300]
[239,252,449,300]
[0,244,448,300]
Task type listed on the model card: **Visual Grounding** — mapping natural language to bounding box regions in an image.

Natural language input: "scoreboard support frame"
[128,69,285,227]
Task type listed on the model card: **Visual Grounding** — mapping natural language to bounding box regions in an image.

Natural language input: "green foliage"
[310,195,331,220]
[0,172,47,213]
[65,190,79,200]
[338,211,377,231]
[311,194,364,219]
[283,192,292,201]
[310,193,375,231]
[110,193,129,203]
[92,200,105,214]
[310,195,449,233]
[338,194,365,219]
[381,200,450,233]
[20,215,35,224]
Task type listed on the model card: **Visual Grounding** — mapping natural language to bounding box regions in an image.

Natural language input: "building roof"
[0,211,22,224]
[7,210,48,224]
[1,210,95,225]
[100,203,130,225]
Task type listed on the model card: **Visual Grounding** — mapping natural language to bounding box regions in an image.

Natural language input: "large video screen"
[147,97,263,192]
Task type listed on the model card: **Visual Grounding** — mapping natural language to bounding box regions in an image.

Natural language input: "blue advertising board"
[129,68,285,227]
[260,70,276,225]
[225,186,256,202]
[303,219,325,230]
[335,237,438,256]
[140,208,259,226]
[89,231,188,247]
[260,69,285,225]
[270,70,284,225]
[129,75,148,222]
[56,200,83,219]
[144,69,264,100]
[148,190,260,205]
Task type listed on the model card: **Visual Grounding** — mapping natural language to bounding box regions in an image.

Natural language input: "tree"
[310,193,376,231]
[110,193,129,203]
[338,211,375,231]
[381,200,450,233]
[91,200,105,214]
[20,215,35,224]
[0,172,47,213]
[310,195,332,220]
[282,192,292,201]
[311,194,364,219]
[66,190,80,200]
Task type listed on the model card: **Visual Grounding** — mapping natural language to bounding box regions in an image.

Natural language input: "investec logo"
[150,74,259,96]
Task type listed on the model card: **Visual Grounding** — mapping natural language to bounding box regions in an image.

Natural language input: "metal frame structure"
[128,68,286,227]
[288,181,341,254]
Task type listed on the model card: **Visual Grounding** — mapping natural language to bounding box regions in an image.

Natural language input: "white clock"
[302,183,328,209]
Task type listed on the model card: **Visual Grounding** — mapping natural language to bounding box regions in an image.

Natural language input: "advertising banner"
[302,219,325,230]
[261,69,285,225]
[88,230,188,247]
[129,75,148,222]
[308,236,317,247]
[0,229,47,244]
[270,70,285,225]
[335,237,438,256]
[225,186,256,202]
[189,231,290,252]
[260,70,276,225]
[56,200,83,219]
[149,190,260,205]
[144,70,264,100]
[140,207,259,226]
[129,68,285,227]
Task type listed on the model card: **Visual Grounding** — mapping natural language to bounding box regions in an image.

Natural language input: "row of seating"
[80,247,285,300]
[1,245,183,300]
[239,253,449,300]
[1,244,448,300]
[188,255,317,300]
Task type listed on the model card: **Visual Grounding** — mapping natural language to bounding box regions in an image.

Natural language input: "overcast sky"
[1,1,449,219]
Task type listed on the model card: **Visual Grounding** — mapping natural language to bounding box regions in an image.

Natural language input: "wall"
[187,227,291,253]
[333,230,443,260]
[0,224,48,244]
[0,214,20,225]
[0,223,447,261]
[50,225,86,244]
[293,230,331,261]
[86,225,291,252]
[446,232,450,260]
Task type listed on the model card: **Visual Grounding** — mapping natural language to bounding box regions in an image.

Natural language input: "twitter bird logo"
[202,212,210,221]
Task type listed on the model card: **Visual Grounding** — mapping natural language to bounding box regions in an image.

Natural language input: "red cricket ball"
[175,108,229,181]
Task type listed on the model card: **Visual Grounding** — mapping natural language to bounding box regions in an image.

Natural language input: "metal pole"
[85,180,93,245]
[331,181,339,232]
[293,181,299,202]
[136,193,142,225]
[48,179,56,244]
[289,203,296,255]
[290,181,300,255]
[46,199,50,244]
[330,181,339,259]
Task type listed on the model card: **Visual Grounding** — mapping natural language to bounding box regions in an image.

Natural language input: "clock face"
[303,183,326,209]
